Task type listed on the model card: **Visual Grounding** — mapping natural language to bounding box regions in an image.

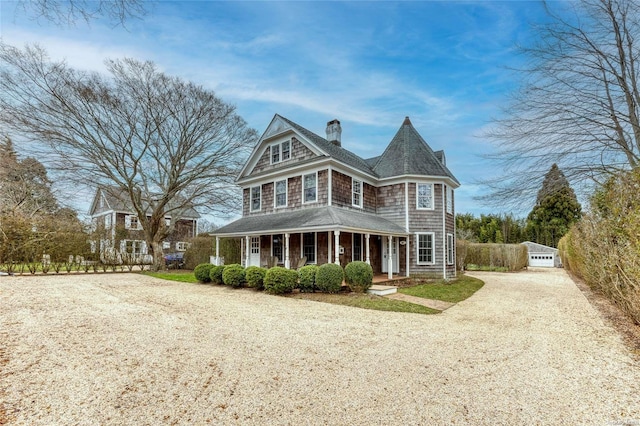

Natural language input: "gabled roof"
[276,115,377,176]
[214,206,407,236]
[371,117,459,185]
[89,186,200,219]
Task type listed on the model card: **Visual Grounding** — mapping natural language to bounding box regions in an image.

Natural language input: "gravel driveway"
[1,269,639,425]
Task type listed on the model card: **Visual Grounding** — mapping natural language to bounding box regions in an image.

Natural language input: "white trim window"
[446,186,454,214]
[270,140,292,164]
[303,173,317,203]
[447,233,454,265]
[250,186,261,212]
[104,214,112,229]
[121,239,146,255]
[163,241,171,250]
[352,178,363,208]
[274,179,287,208]
[417,183,434,210]
[416,232,435,264]
[302,232,316,263]
[125,215,142,230]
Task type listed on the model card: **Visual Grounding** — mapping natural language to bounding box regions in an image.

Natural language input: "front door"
[249,237,260,267]
[381,237,399,274]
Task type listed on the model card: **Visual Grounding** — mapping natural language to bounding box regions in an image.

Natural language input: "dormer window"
[270,140,291,164]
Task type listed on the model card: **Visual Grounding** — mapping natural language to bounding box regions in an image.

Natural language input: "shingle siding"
[377,183,406,228]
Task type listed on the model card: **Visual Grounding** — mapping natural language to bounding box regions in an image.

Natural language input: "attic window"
[270,140,292,164]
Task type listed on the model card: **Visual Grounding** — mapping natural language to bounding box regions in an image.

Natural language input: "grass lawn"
[400,274,484,303]
[287,292,440,315]
[145,270,483,315]
[144,270,199,283]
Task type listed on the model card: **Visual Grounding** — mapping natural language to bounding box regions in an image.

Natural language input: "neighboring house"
[521,241,561,268]
[213,114,460,279]
[88,187,200,262]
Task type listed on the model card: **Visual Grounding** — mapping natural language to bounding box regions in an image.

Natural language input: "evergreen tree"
[526,164,582,247]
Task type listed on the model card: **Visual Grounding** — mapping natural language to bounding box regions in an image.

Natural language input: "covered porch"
[212,206,411,279]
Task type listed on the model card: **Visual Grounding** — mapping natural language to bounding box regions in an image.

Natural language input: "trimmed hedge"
[222,264,246,287]
[209,265,226,285]
[316,263,344,293]
[298,264,319,293]
[264,266,298,294]
[245,266,266,290]
[194,263,214,283]
[460,243,527,271]
[344,261,373,293]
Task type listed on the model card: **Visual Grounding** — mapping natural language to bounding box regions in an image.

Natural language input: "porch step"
[367,285,398,296]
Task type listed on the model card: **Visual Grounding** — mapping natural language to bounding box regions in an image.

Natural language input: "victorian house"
[212,115,459,279]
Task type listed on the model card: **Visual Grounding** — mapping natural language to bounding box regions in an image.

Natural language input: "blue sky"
[1,1,550,220]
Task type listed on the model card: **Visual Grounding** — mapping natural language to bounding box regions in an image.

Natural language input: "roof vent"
[326,119,341,147]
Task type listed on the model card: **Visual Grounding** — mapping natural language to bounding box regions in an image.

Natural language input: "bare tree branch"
[0,43,258,269]
[13,0,147,27]
[481,0,640,209]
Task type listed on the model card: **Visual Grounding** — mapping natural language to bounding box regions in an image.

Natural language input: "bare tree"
[481,0,640,208]
[13,0,147,27]
[0,43,257,269]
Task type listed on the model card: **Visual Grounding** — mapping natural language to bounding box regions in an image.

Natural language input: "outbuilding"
[521,241,561,268]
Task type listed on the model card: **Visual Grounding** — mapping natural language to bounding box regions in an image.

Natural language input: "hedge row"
[456,241,528,271]
[193,261,374,294]
[559,169,640,324]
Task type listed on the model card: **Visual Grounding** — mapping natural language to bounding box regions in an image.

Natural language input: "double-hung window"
[270,140,291,164]
[446,234,454,265]
[275,179,287,208]
[352,179,362,208]
[281,140,291,161]
[416,233,435,264]
[303,173,317,203]
[446,186,453,214]
[271,145,280,163]
[250,186,261,212]
[125,215,142,230]
[417,183,434,210]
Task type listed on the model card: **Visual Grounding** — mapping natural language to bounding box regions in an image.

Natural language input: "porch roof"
[212,206,408,237]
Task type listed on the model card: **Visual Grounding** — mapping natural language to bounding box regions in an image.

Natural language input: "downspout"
[442,184,446,280]
[405,181,410,276]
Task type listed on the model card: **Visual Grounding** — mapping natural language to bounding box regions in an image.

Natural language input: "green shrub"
[264,266,298,294]
[298,264,319,293]
[316,263,344,293]
[222,264,246,287]
[344,261,373,293]
[194,263,214,283]
[245,266,267,290]
[209,265,226,285]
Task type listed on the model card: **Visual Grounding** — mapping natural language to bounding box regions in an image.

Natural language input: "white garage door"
[529,253,554,267]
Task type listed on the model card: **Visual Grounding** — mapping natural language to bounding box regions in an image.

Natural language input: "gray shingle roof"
[214,206,407,236]
[277,115,377,176]
[371,117,460,184]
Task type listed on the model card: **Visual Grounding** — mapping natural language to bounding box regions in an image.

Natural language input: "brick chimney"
[326,119,341,147]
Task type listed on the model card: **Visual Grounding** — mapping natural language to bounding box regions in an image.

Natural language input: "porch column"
[405,236,410,277]
[365,233,371,265]
[328,231,332,263]
[245,236,250,267]
[387,235,393,279]
[284,233,290,269]
[215,236,220,266]
[334,231,340,265]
